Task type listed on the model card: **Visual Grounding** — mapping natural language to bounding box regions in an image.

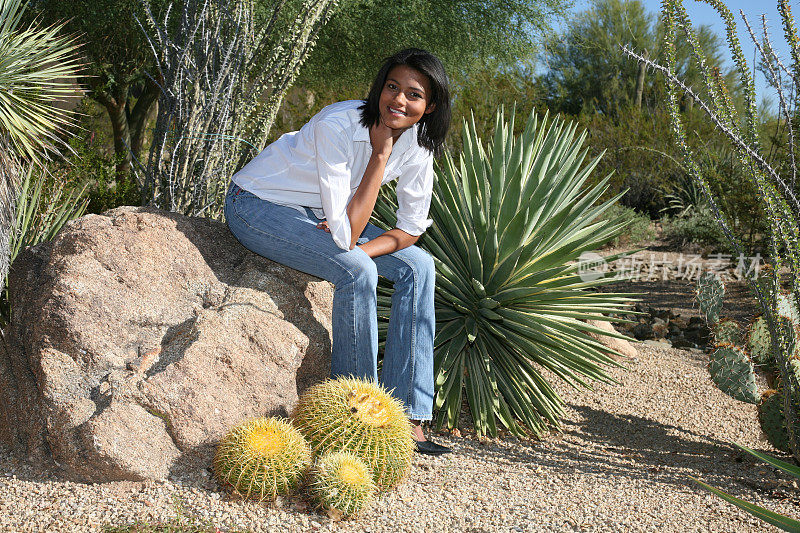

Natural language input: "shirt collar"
[354,122,418,153]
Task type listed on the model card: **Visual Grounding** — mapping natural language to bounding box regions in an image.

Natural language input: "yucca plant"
[692,443,800,532]
[0,167,88,326]
[372,108,638,438]
[0,0,82,298]
[0,0,81,161]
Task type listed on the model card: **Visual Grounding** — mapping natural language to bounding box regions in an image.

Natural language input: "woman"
[225,48,451,455]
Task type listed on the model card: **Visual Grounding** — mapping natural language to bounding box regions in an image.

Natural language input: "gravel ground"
[1,343,798,532]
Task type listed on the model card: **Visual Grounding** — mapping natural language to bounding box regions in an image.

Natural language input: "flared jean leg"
[371,244,436,421]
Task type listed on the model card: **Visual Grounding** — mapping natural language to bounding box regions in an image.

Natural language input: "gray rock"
[670,335,696,349]
[652,322,669,339]
[642,339,672,348]
[632,322,655,341]
[0,207,332,482]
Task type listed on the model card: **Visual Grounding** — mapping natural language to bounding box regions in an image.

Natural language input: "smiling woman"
[224,49,454,455]
[378,65,435,131]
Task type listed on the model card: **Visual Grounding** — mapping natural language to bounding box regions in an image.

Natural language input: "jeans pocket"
[228,183,246,203]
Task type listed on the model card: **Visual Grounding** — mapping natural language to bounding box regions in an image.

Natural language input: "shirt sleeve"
[314,119,354,250]
[395,150,434,236]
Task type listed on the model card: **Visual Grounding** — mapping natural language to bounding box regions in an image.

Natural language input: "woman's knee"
[391,246,435,287]
[407,246,435,280]
[343,250,378,289]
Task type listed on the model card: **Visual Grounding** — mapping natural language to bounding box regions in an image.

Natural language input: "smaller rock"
[633,323,655,341]
[688,316,705,328]
[585,319,638,359]
[652,322,669,338]
[671,336,696,349]
[643,339,672,348]
[652,309,672,321]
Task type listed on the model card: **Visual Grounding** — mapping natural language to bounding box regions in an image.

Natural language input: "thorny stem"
[632,0,800,462]
[136,0,339,218]
[622,45,800,214]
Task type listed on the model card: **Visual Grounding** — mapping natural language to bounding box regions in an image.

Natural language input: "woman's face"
[378,64,435,133]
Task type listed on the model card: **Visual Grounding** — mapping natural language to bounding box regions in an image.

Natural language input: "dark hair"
[359,48,451,156]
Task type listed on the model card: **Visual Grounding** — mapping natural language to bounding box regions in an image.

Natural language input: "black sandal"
[414,439,452,455]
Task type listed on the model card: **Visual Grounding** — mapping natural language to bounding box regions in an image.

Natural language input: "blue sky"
[567,0,794,108]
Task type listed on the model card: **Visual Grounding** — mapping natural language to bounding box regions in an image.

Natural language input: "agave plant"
[0,167,87,327]
[373,108,637,438]
[0,0,82,296]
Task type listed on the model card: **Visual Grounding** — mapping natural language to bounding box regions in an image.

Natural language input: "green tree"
[542,0,730,117]
[270,0,570,141]
[298,0,571,91]
[29,0,171,176]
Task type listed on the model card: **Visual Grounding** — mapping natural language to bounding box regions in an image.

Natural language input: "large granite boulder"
[0,206,332,482]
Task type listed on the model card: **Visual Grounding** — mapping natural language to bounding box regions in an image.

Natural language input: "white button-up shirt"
[232,100,434,250]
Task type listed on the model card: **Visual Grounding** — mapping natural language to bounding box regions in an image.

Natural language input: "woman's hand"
[370,119,398,158]
[316,220,330,233]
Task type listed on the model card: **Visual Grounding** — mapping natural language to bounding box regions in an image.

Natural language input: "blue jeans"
[224,182,435,420]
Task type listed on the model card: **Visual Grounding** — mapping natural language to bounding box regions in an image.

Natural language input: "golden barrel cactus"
[213,417,312,500]
[309,452,377,518]
[292,377,414,490]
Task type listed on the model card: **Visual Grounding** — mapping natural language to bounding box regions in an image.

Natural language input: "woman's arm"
[316,221,418,257]
[345,151,389,249]
[358,229,418,257]
[344,122,397,249]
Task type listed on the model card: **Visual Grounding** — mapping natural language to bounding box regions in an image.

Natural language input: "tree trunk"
[634,49,648,110]
[128,76,162,162]
[92,83,132,177]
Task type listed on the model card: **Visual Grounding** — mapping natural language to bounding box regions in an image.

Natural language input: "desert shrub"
[660,209,727,251]
[63,135,139,214]
[596,204,655,247]
[579,108,684,217]
[36,99,141,215]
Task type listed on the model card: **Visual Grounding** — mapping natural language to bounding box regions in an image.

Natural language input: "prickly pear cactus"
[711,319,742,347]
[708,345,759,404]
[756,388,800,453]
[758,390,789,451]
[213,417,312,501]
[292,377,415,490]
[697,272,725,324]
[777,292,800,325]
[309,452,377,518]
[746,316,774,367]
[753,263,776,303]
